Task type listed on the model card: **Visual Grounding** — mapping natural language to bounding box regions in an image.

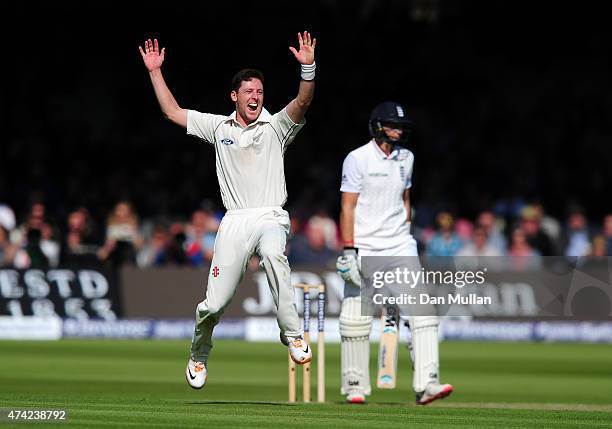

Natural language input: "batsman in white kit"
[139,32,317,389]
[336,101,453,404]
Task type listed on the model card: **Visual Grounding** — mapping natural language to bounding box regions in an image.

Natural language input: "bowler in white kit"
[336,101,453,404]
[139,32,317,389]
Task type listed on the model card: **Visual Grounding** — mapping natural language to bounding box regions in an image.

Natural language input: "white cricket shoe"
[416,383,453,405]
[346,390,366,404]
[287,336,312,364]
[185,358,207,389]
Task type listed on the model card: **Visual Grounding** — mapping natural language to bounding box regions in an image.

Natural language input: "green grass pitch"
[0,339,611,428]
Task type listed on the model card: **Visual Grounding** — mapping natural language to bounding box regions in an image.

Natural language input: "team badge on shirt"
[396,150,409,161]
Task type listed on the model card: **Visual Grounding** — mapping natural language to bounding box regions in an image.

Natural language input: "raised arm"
[139,38,187,128]
[286,31,316,123]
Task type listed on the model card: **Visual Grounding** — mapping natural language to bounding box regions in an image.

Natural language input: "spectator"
[426,212,463,257]
[0,203,16,232]
[61,208,101,265]
[166,222,189,265]
[288,215,338,266]
[138,224,169,267]
[577,234,609,271]
[138,223,188,267]
[98,201,143,267]
[563,211,590,258]
[308,211,340,251]
[508,226,541,270]
[0,226,16,267]
[477,210,507,255]
[520,205,556,256]
[11,202,47,246]
[454,218,474,243]
[532,203,561,244]
[40,222,61,267]
[457,225,503,257]
[602,214,612,256]
[184,209,219,266]
[28,203,47,230]
[589,235,608,258]
[13,228,50,269]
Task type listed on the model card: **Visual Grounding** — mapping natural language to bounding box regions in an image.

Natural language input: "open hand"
[289,31,316,65]
[139,38,165,71]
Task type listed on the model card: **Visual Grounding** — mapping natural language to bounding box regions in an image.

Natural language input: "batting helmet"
[368,101,412,146]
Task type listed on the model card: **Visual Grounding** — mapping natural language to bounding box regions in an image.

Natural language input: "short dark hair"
[231,69,265,92]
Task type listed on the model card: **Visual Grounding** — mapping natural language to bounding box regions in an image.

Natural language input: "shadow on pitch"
[186,401,290,406]
[187,400,409,406]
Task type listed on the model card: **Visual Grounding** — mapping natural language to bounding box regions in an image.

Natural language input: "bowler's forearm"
[296,79,315,109]
[149,69,187,128]
[286,79,315,123]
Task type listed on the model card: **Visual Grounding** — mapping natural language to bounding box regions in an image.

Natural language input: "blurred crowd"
[0,198,610,271]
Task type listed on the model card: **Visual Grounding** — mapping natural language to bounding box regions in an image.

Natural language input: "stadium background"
[1,2,612,427]
[2,2,610,228]
[1,0,611,329]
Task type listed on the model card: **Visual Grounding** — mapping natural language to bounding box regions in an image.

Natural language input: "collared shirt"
[187,107,305,210]
[340,140,414,251]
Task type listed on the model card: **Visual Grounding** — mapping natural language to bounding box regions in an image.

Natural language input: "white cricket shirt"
[187,108,304,210]
[340,140,414,251]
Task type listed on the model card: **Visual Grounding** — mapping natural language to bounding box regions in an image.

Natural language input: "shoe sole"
[417,384,453,405]
[346,397,366,404]
[289,354,312,365]
[185,370,207,390]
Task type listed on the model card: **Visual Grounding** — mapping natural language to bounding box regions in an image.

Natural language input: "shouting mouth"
[247,103,258,112]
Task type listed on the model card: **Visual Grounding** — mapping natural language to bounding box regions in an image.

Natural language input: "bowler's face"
[232,78,264,125]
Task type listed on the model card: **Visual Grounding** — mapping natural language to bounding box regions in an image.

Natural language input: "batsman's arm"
[337,191,361,287]
[403,189,412,224]
[286,31,316,123]
[139,38,187,128]
[340,192,359,248]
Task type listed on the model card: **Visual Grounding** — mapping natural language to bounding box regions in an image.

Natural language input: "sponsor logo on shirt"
[221,138,235,145]
[399,165,405,181]
[369,172,389,177]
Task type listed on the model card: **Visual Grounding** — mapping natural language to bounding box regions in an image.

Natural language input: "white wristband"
[301,62,316,81]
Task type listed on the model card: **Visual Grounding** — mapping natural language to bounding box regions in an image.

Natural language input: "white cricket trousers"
[342,237,441,393]
[190,206,301,363]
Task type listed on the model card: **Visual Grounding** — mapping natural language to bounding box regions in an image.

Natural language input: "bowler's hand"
[289,31,316,65]
[139,38,165,72]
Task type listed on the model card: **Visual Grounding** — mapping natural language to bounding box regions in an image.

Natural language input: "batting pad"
[341,337,371,395]
[340,297,373,395]
[411,316,440,393]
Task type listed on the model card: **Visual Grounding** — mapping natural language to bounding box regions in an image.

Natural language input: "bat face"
[377,306,400,389]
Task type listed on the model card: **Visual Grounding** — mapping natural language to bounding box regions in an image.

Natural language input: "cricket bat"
[377,305,399,389]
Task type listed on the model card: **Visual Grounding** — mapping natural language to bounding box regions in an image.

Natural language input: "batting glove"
[336,247,361,287]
